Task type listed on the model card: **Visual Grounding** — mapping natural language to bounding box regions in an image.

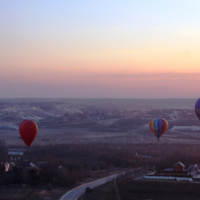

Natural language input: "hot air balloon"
[195,98,200,121]
[19,120,38,148]
[149,118,168,141]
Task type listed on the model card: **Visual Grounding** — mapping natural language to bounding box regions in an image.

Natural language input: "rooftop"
[174,162,185,167]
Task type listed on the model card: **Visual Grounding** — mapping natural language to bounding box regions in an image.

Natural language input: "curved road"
[59,173,119,200]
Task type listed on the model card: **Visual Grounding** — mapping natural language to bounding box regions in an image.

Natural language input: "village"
[0,99,200,199]
[1,138,200,199]
[2,145,200,186]
[145,161,200,182]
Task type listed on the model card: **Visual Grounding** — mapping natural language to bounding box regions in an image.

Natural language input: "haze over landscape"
[0,98,198,146]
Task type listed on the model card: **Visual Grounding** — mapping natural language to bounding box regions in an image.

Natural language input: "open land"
[80,178,200,200]
[0,98,199,146]
[1,99,200,200]
[2,128,200,146]
[0,185,68,200]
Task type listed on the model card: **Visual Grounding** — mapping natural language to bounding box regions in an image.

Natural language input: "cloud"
[90,72,200,81]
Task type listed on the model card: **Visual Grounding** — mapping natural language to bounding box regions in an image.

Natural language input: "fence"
[144,175,193,181]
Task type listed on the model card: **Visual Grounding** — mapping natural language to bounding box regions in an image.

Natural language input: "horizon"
[0,98,197,110]
[0,97,198,100]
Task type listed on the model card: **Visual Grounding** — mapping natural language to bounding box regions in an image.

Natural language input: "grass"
[79,182,116,200]
[80,178,200,200]
[117,179,200,200]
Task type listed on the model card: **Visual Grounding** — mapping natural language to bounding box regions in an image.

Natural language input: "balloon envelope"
[149,118,168,139]
[19,120,38,147]
[195,98,200,121]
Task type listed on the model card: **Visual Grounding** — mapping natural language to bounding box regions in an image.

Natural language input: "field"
[79,182,116,200]
[80,178,200,200]
[0,98,200,147]
[0,185,68,200]
[2,127,200,147]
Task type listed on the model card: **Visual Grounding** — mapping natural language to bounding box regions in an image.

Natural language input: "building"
[144,162,193,182]
[160,162,186,173]
[187,164,200,175]
[174,162,185,172]
[144,161,200,183]
[192,172,200,181]
[170,126,200,132]
[29,162,40,174]
[8,149,27,162]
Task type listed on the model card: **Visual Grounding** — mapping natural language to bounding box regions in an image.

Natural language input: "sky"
[1,0,200,98]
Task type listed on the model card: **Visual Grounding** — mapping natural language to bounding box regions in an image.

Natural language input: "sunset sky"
[1,1,200,98]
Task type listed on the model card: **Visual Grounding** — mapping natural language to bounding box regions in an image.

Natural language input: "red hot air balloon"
[19,120,38,148]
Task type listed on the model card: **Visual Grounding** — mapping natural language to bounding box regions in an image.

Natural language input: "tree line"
[0,142,200,187]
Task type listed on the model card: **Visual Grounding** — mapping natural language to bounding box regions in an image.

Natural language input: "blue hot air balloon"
[195,98,200,121]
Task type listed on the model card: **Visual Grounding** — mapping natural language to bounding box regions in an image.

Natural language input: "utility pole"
[114,177,121,200]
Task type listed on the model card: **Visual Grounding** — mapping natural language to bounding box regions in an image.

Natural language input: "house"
[170,126,200,132]
[29,162,40,175]
[145,162,200,182]
[22,162,41,175]
[174,162,185,172]
[144,162,191,182]
[192,172,200,181]
[187,164,200,175]
[158,162,187,174]
[8,149,27,162]
[4,162,10,172]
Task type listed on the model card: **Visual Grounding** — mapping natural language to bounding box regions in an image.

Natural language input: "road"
[59,173,119,200]
[59,169,152,200]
